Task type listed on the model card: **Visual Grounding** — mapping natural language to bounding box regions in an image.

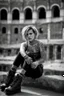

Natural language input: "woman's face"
[26,29,35,41]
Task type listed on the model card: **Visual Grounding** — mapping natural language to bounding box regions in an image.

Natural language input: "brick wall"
[10,24,24,44]
[50,0,61,7]
[50,22,63,39]
[0,0,64,44]
[0,25,8,44]
[37,0,48,7]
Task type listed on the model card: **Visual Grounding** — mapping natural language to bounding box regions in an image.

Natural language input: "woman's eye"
[28,33,32,35]
[30,33,32,35]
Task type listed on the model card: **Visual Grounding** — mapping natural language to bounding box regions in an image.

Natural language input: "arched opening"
[2,27,6,34]
[38,7,46,19]
[0,48,3,56]
[8,49,11,56]
[52,6,60,18]
[14,28,18,34]
[57,45,61,59]
[12,9,19,20]
[25,8,32,20]
[49,45,54,60]
[1,9,7,20]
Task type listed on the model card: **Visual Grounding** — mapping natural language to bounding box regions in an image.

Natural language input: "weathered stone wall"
[0,0,63,44]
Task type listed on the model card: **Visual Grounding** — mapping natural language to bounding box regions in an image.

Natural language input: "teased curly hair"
[22,25,39,41]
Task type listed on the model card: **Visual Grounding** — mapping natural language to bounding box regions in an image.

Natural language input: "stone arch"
[37,6,46,19]
[2,27,6,34]
[51,4,60,18]
[24,7,32,20]
[14,27,18,34]
[12,8,20,20]
[0,8,7,20]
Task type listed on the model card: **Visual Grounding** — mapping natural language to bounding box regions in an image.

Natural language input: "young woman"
[0,25,46,95]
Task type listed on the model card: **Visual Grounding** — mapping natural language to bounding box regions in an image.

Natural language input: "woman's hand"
[31,61,39,69]
[24,55,33,65]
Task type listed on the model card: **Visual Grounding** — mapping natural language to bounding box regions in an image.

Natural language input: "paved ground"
[0,86,64,96]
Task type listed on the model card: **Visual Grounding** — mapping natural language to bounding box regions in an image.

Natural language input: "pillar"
[8,12,12,23]
[7,25,11,44]
[8,7,12,23]
[46,10,51,22]
[47,45,49,60]
[20,11,24,23]
[54,45,57,60]
[32,10,38,23]
[46,0,51,23]
[7,30,11,44]
[63,28,64,39]
[32,0,38,23]
[61,45,64,61]
[48,24,50,40]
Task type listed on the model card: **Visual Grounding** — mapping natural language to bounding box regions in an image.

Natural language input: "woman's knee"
[37,64,43,77]
[11,65,17,71]
[13,52,24,67]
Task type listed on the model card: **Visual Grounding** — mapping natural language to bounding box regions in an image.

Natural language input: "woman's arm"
[31,42,46,69]
[20,42,33,64]
[20,42,27,57]
[33,42,46,65]
[38,42,46,64]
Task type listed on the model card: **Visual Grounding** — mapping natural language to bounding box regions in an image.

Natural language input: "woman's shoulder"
[21,41,27,44]
[20,42,27,47]
[36,40,44,46]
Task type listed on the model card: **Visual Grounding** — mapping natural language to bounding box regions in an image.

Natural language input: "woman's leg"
[4,62,31,95]
[4,55,43,95]
[25,64,43,79]
[5,73,22,95]
[13,52,24,67]
[0,66,16,92]
[0,52,24,92]
[33,64,43,78]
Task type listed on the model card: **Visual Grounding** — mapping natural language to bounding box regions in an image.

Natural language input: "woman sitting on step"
[0,25,46,95]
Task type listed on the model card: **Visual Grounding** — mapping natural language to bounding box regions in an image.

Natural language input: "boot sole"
[0,86,6,92]
[5,89,21,95]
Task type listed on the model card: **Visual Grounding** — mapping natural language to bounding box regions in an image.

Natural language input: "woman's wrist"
[24,55,29,59]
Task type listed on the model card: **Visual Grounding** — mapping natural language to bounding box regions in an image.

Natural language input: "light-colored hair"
[22,25,39,41]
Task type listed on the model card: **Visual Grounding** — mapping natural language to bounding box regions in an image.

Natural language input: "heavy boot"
[0,68,16,92]
[0,52,23,92]
[5,73,22,95]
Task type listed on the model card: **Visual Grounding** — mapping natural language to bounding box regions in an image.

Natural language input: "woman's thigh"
[13,52,24,67]
[25,64,43,79]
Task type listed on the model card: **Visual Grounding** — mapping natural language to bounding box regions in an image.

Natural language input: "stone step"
[0,72,64,93]
[43,63,64,76]
[43,69,64,76]
[22,75,64,93]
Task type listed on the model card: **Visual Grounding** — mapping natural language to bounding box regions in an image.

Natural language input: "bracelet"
[24,55,28,59]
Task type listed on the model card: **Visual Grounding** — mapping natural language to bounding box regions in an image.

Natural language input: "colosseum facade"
[0,0,64,71]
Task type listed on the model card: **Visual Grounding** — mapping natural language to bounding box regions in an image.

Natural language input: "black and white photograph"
[0,0,64,96]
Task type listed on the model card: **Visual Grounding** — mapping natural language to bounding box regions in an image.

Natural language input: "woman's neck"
[28,40,37,46]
